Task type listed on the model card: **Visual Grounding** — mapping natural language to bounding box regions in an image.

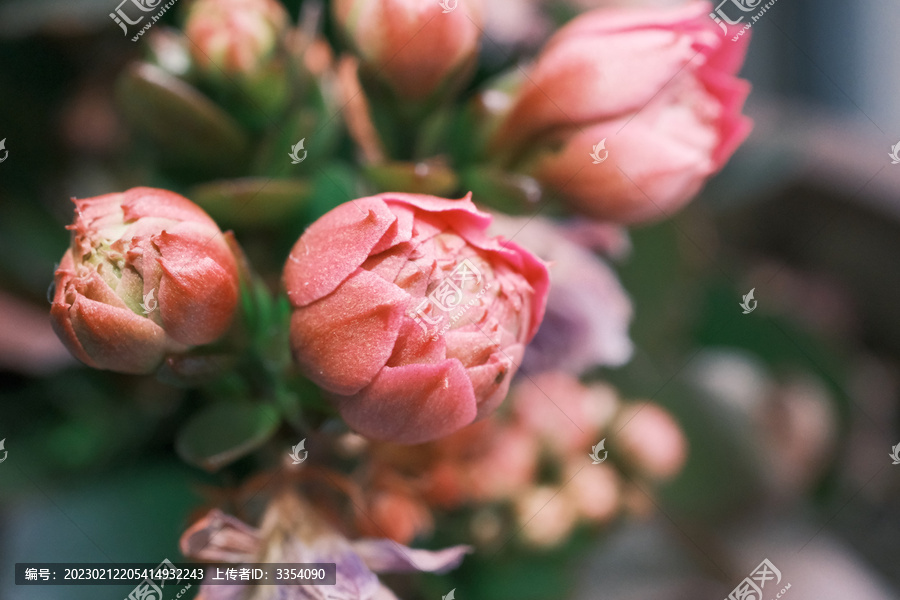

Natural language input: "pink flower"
[184,0,289,77]
[333,0,484,100]
[283,192,549,444]
[50,188,240,374]
[510,371,619,457]
[488,1,752,223]
[612,403,688,480]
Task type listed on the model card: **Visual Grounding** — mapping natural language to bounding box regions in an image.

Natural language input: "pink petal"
[155,231,239,346]
[340,360,478,444]
[285,199,397,307]
[290,269,409,395]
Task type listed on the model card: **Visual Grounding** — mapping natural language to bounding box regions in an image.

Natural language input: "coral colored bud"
[283,192,549,444]
[563,462,619,522]
[514,485,578,548]
[489,1,752,224]
[184,0,289,76]
[50,187,240,374]
[333,0,484,100]
[612,403,688,480]
[357,488,434,544]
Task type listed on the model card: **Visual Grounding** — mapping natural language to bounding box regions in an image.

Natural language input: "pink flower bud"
[50,188,240,374]
[184,0,289,76]
[514,485,578,548]
[283,192,549,444]
[490,1,752,223]
[333,0,484,101]
[612,403,688,480]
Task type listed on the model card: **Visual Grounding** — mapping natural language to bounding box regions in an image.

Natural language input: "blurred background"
[0,0,899,599]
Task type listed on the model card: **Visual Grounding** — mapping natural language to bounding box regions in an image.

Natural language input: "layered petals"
[50,187,241,373]
[283,192,549,443]
[334,0,484,100]
[489,1,752,224]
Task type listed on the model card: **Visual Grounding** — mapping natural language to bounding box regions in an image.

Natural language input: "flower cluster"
[353,372,687,548]
[49,0,751,594]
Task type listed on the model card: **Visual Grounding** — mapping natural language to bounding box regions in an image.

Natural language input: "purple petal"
[277,539,382,600]
[350,540,472,574]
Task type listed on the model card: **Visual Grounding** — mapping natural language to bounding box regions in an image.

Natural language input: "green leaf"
[365,160,459,196]
[175,401,280,472]
[115,62,250,174]
[189,177,312,227]
[461,166,543,214]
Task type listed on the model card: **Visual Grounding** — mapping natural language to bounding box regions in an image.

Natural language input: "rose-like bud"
[283,192,549,444]
[184,0,289,77]
[333,0,484,101]
[488,1,752,224]
[51,187,240,374]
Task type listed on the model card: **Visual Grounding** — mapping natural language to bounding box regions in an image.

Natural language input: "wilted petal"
[351,540,472,574]
[179,509,261,562]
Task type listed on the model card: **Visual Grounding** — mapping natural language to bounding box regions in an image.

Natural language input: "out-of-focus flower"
[562,462,620,521]
[50,188,240,374]
[0,291,74,375]
[283,192,549,444]
[483,0,551,49]
[514,485,579,548]
[333,0,484,101]
[611,403,688,479]
[355,476,434,543]
[180,494,470,599]
[489,215,633,374]
[511,371,619,456]
[357,372,685,550]
[487,1,752,224]
[184,0,289,77]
